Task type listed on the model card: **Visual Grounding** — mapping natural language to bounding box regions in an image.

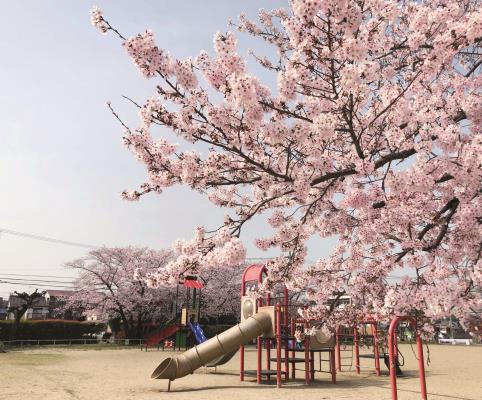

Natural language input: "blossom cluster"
[92,1,482,334]
[90,6,108,34]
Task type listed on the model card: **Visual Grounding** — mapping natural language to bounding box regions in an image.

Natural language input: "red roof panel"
[183,280,204,289]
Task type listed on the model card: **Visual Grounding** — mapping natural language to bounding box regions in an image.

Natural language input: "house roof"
[8,295,47,307]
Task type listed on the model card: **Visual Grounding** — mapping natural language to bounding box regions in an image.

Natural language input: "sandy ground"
[1,344,481,400]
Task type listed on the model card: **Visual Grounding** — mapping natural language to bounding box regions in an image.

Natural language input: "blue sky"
[0,1,337,296]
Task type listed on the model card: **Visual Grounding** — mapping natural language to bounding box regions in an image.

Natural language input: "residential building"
[7,294,49,320]
[44,289,75,319]
[0,297,8,320]
[6,289,79,321]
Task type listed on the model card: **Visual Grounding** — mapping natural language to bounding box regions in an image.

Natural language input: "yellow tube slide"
[151,307,274,381]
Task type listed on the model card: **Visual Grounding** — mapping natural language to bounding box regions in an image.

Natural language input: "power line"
[0,228,100,249]
[0,277,103,287]
[0,280,76,289]
[0,272,76,279]
[0,277,76,284]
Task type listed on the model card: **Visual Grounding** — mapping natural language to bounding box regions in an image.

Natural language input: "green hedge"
[0,320,106,341]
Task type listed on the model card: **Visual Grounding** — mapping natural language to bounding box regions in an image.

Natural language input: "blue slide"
[188,322,238,368]
[188,322,208,344]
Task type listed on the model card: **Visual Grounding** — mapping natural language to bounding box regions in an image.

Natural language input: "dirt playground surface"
[1,344,481,400]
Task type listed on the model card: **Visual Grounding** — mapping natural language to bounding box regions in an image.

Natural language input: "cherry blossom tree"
[90,1,482,334]
[200,263,244,320]
[65,247,174,338]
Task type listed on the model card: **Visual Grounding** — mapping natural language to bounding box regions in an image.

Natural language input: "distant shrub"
[0,320,106,341]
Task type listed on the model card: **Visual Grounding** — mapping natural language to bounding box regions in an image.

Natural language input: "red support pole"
[304,321,310,385]
[291,319,296,379]
[310,350,315,381]
[388,316,427,400]
[240,274,246,381]
[240,344,245,381]
[256,293,262,383]
[276,304,282,388]
[330,348,336,384]
[372,323,381,376]
[353,325,360,374]
[266,338,271,370]
[416,335,428,400]
[257,336,262,384]
[266,293,271,371]
[388,318,399,400]
[284,339,289,381]
[336,326,341,372]
[283,286,289,380]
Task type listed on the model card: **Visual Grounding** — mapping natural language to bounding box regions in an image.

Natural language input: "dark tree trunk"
[135,313,143,339]
[116,304,131,339]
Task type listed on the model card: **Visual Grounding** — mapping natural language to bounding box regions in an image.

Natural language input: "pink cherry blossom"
[91,1,482,335]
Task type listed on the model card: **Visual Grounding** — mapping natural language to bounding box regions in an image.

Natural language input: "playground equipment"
[335,317,427,400]
[152,305,276,382]
[186,321,240,369]
[144,324,180,350]
[150,264,427,399]
[143,275,205,350]
[388,316,427,400]
[152,264,336,391]
[335,321,381,375]
[188,322,208,344]
[335,320,408,377]
[240,264,336,385]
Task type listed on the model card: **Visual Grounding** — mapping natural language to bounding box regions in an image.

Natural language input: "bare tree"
[7,289,46,341]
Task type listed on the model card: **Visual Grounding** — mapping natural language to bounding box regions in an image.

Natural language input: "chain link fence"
[0,338,145,348]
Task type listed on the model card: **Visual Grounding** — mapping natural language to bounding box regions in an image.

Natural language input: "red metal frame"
[283,286,289,380]
[290,319,296,379]
[330,348,336,383]
[336,326,341,372]
[388,316,427,400]
[257,336,262,384]
[353,326,360,374]
[276,303,282,387]
[304,320,310,384]
[368,322,381,376]
[240,264,267,382]
[336,321,381,376]
[256,296,262,384]
[356,321,381,376]
[240,264,336,387]
[266,292,271,371]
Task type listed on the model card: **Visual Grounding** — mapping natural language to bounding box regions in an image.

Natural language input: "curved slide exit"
[152,307,275,381]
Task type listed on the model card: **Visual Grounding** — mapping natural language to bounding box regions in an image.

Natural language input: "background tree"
[200,264,244,322]
[64,246,173,338]
[7,289,46,341]
[90,1,481,334]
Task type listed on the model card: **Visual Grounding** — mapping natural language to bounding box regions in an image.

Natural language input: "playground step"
[269,357,306,363]
[244,369,289,378]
